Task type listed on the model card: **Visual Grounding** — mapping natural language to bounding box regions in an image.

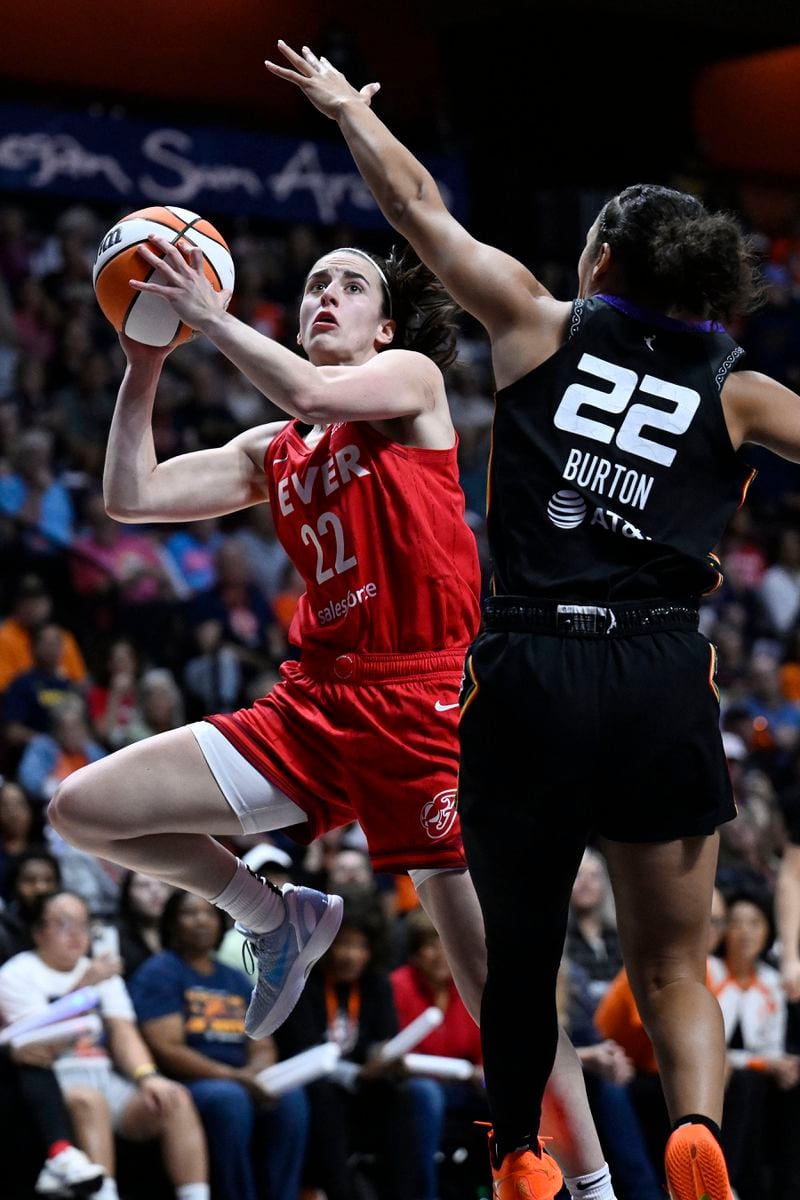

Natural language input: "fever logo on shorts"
[547,489,587,529]
[421,790,458,840]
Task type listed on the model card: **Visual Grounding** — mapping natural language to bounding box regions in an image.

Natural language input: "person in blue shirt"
[3,624,79,752]
[129,889,308,1200]
[0,428,74,551]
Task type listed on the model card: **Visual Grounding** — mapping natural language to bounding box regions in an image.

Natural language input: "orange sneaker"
[490,1142,563,1200]
[664,1122,733,1200]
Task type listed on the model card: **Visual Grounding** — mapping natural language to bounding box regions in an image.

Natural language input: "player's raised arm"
[104,335,279,523]
[722,369,800,463]
[265,41,558,340]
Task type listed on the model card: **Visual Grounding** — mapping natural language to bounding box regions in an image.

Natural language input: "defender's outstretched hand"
[265,40,380,118]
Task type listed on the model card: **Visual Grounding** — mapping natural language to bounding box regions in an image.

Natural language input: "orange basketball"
[93,205,235,347]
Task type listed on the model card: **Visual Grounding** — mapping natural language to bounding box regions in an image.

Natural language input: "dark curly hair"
[373,244,460,370]
[594,184,760,322]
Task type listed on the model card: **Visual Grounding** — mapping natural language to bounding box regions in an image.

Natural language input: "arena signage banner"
[0,102,466,228]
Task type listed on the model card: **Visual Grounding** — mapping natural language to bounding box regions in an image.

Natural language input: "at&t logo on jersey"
[547,490,586,529]
[545,488,652,541]
[420,790,458,840]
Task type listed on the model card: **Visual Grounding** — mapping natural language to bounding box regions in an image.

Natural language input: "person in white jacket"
[709,888,800,1195]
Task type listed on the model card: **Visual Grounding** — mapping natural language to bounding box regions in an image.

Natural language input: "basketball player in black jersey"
[270,42,800,1200]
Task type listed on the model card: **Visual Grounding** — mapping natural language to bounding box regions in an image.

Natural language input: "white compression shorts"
[189,720,307,835]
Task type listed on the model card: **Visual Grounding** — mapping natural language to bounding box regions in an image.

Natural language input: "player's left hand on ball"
[118,330,179,363]
[265,41,380,118]
[131,236,231,332]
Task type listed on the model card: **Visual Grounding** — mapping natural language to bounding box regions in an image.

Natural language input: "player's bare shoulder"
[720,368,800,458]
[386,347,446,398]
[231,419,292,470]
[492,294,574,391]
[367,349,452,449]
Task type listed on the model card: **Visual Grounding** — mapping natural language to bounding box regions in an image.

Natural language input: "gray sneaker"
[35,1146,105,1196]
[237,883,344,1038]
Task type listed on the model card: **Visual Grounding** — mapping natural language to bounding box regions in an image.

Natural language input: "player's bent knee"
[48,769,110,850]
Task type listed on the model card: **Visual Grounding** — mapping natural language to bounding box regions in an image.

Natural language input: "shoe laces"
[241,938,256,977]
[475,1123,553,1164]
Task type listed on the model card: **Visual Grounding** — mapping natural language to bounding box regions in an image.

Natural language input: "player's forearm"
[197,310,322,418]
[335,97,442,232]
[104,360,164,521]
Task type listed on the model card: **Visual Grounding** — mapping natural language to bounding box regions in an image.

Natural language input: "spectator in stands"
[86,639,142,750]
[189,540,278,671]
[3,623,80,751]
[0,574,86,695]
[712,621,749,702]
[116,871,173,981]
[12,277,57,363]
[173,358,241,452]
[0,850,61,963]
[6,357,51,432]
[182,619,242,721]
[781,627,800,704]
[71,492,185,607]
[759,529,800,638]
[230,503,290,603]
[0,428,74,550]
[165,520,224,596]
[558,955,663,1200]
[566,848,623,1008]
[17,694,105,805]
[120,669,185,745]
[0,205,33,291]
[0,778,39,900]
[46,831,121,922]
[0,1032,106,1199]
[0,890,210,1200]
[53,352,117,476]
[710,888,800,1197]
[274,899,418,1200]
[743,652,800,754]
[130,889,308,1200]
[720,769,782,890]
[391,908,487,1200]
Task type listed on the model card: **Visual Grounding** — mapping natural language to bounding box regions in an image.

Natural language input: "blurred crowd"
[0,194,798,1200]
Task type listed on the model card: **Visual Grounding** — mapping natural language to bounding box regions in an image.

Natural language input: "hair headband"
[337,247,393,317]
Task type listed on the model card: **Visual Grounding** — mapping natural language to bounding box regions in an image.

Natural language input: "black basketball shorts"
[457,626,736,843]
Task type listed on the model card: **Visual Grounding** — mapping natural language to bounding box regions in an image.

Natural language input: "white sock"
[176,1184,211,1200]
[210,859,285,933]
[564,1162,615,1200]
[96,1180,119,1200]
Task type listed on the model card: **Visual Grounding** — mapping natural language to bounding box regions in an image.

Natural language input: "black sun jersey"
[487,295,755,602]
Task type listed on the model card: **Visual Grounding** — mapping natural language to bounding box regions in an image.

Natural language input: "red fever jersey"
[265,419,480,653]
[206,417,482,873]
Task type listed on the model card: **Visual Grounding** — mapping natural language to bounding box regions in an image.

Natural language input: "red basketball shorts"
[205,647,468,874]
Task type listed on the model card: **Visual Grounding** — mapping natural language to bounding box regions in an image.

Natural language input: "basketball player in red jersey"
[50,238,613,1196]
